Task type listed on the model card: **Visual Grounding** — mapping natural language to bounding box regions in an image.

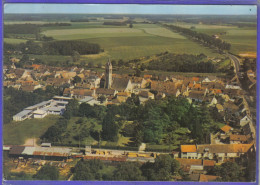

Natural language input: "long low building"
[7,145,72,160]
[13,96,71,121]
[180,144,254,163]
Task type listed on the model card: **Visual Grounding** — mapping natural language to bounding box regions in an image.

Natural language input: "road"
[227,53,242,80]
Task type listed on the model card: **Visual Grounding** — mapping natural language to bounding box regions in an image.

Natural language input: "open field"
[4,38,28,44]
[40,23,221,64]
[3,115,60,145]
[170,22,257,56]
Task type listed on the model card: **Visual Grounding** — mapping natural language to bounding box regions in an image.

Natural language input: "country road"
[227,53,242,80]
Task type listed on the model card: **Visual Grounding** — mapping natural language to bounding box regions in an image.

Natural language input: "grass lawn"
[3,115,60,145]
[61,117,101,146]
[146,144,179,152]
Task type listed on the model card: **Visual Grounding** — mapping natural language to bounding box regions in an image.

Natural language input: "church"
[103,59,133,93]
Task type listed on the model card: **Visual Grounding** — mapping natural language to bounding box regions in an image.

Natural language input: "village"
[3,56,257,182]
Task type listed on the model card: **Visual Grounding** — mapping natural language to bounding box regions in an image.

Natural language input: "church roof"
[111,78,130,92]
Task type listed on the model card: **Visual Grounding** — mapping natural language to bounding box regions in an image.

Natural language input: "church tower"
[105,59,112,89]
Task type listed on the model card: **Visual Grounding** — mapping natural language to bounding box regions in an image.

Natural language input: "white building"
[33,109,47,118]
[180,144,253,163]
[13,110,33,121]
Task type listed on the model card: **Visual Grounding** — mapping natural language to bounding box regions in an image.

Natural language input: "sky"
[4,4,257,15]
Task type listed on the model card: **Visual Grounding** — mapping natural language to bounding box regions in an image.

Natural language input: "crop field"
[170,22,257,56]
[3,115,60,145]
[40,23,221,64]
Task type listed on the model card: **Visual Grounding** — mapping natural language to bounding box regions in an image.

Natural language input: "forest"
[4,40,101,55]
[147,53,216,73]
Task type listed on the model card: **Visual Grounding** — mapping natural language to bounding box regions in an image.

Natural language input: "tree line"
[73,155,187,181]
[163,24,231,51]
[4,40,101,56]
[4,23,71,36]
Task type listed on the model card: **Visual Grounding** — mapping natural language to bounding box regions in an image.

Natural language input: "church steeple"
[105,58,112,89]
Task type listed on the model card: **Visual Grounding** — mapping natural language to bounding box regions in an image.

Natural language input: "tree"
[113,162,145,181]
[98,95,106,103]
[63,99,79,119]
[118,59,124,67]
[72,76,82,84]
[129,23,133,28]
[88,61,94,68]
[111,60,117,66]
[71,51,80,63]
[210,161,244,182]
[135,68,141,77]
[102,112,119,141]
[73,159,104,180]
[141,155,181,181]
[33,165,59,180]
[97,63,102,68]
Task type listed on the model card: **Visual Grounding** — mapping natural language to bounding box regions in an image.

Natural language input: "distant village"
[3,58,257,182]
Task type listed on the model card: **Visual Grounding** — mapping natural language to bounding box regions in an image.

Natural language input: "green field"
[170,22,257,56]
[4,38,28,44]
[5,21,222,65]
[40,23,222,64]
[3,115,60,145]
[60,117,101,146]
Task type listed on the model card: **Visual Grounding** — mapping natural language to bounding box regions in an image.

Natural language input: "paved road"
[227,53,242,80]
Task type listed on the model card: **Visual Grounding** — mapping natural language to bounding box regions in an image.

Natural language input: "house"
[242,122,256,140]
[220,125,233,135]
[111,78,133,92]
[46,78,70,87]
[96,88,117,97]
[199,174,219,182]
[130,77,147,88]
[181,144,254,162]
[61,71,77,79]
[202,76,217,83]
[63,88,95,99]
[116,92,131,102]
[192,77,200,82]
[180,145,197,159]
[79,96,100,106]
[138,91,155,104]
[225,84,242,90]
[188,91,205,102]
[215,104,224,112]
[209,97,218,107]
[229,134,249,144]
[20,85,36,92]
[143,74,152,80]
[85,75,101,88]
[196,144,253,162]
[240,115,251,127]
[150,81,179,96]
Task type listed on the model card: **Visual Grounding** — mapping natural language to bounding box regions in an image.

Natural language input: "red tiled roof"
[181,145,197,153]
[221,125,232,133]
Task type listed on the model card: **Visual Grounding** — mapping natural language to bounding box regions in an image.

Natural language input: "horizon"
[4,4,257,15]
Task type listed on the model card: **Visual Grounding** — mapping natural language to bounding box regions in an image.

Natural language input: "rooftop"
[181,145,197,153]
